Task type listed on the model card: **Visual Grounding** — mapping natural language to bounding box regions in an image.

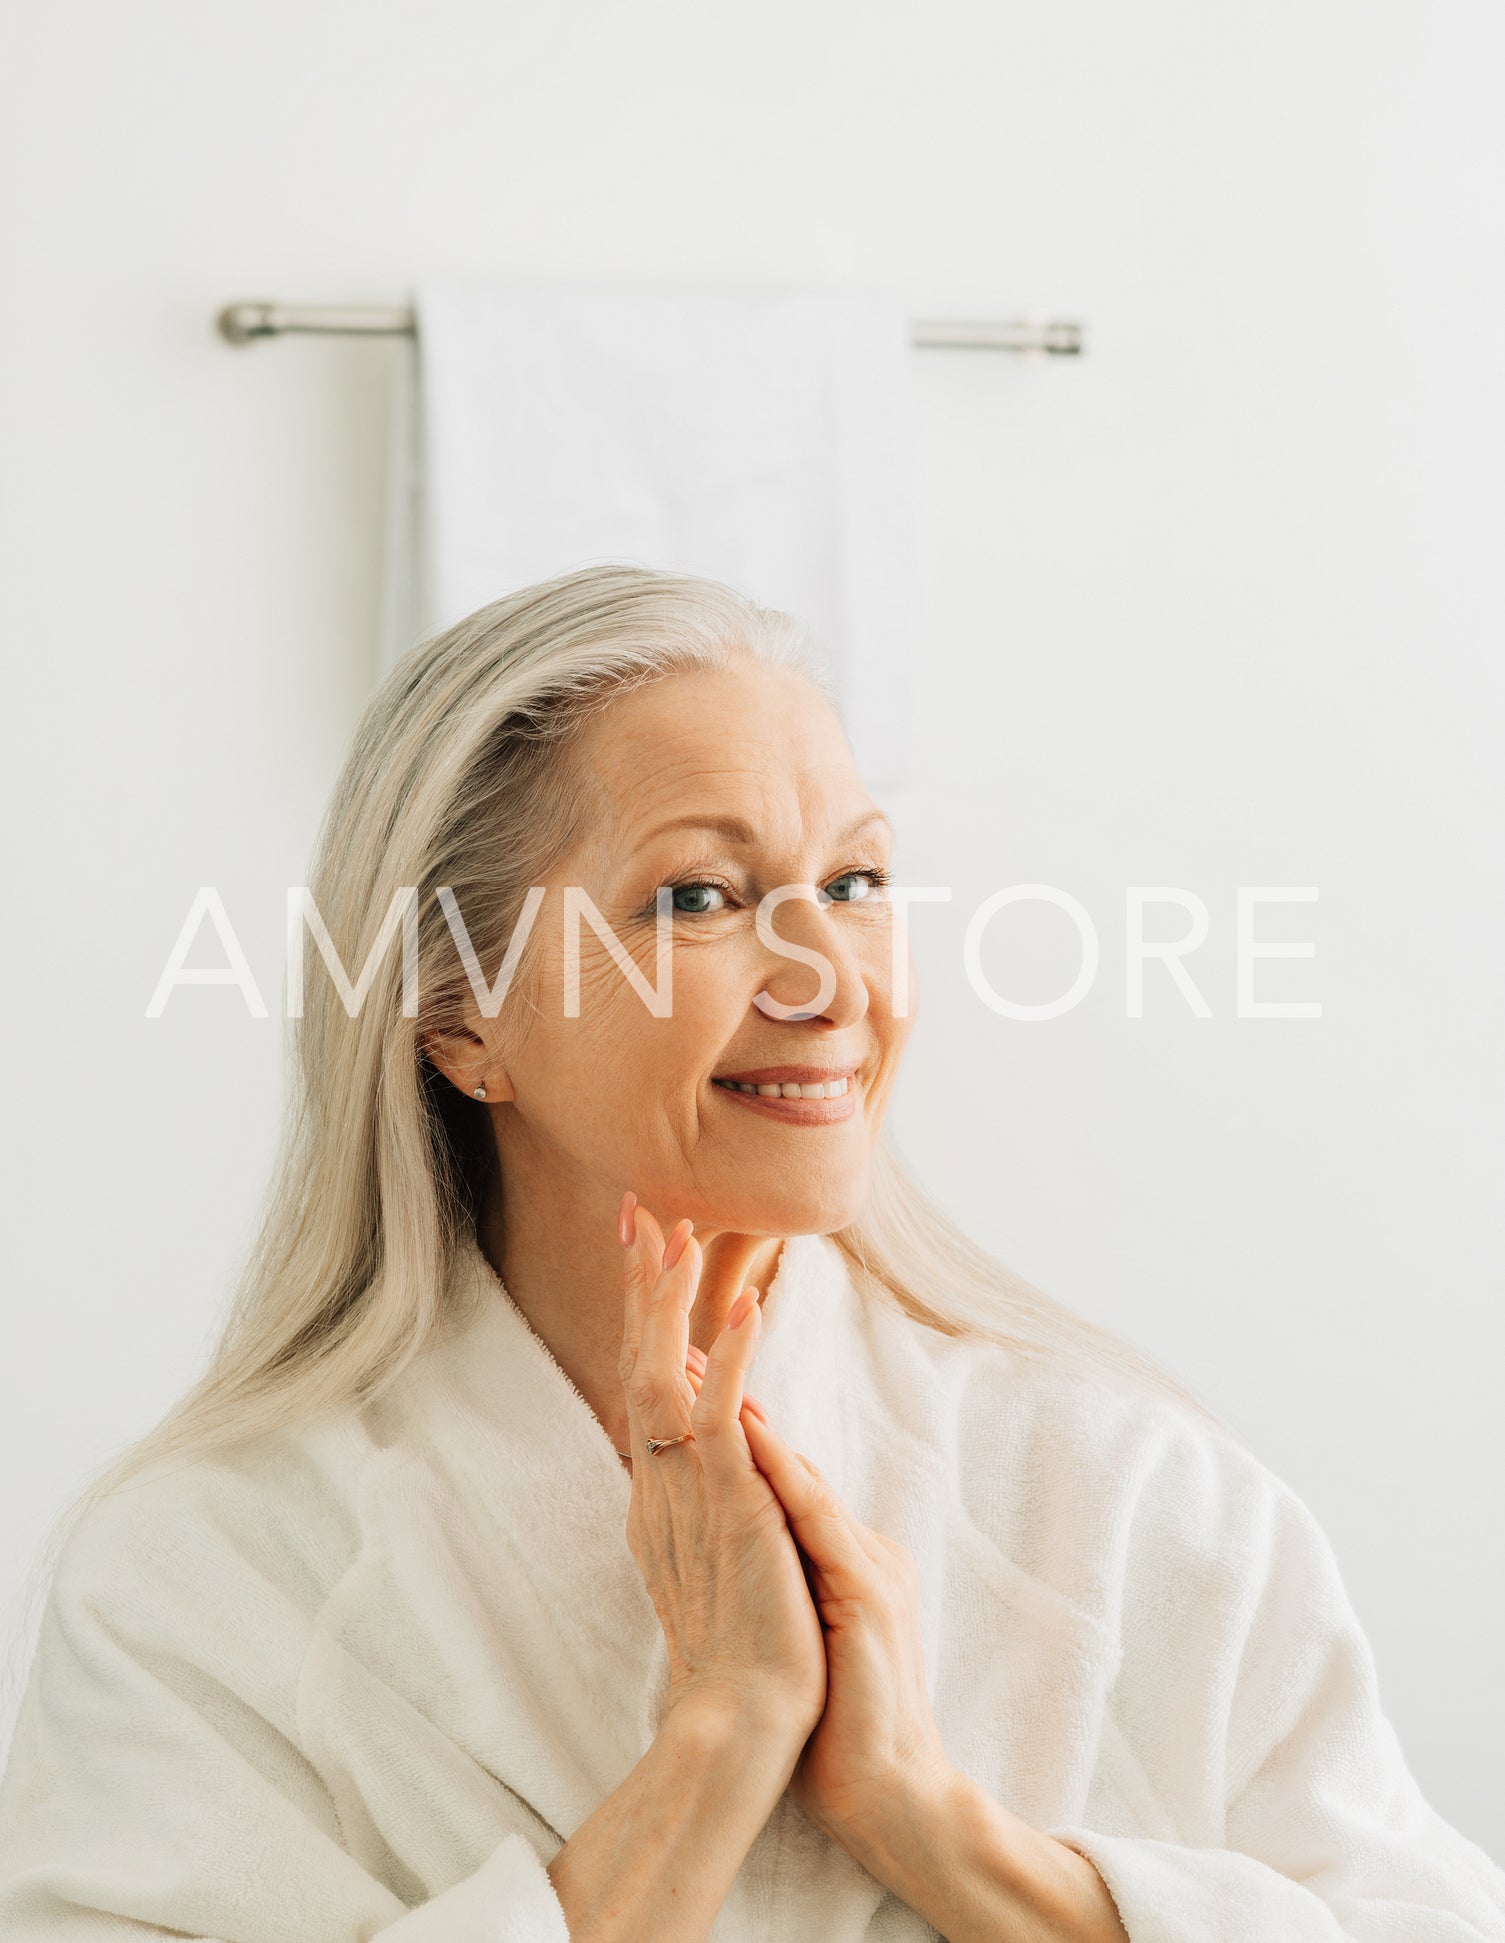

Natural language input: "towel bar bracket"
[215,301,1084,356]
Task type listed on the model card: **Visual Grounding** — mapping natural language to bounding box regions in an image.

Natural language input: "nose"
[752,887,871,1028]
[754,992,817,1021]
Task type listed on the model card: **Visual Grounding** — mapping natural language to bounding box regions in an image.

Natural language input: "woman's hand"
[673,1342,956,1853]
[617,1193,827,1750]
[670,1292,1130,1943]
[736,1411,956,1855]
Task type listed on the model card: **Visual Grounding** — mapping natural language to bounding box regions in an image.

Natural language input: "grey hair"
[16,562,1227,1656]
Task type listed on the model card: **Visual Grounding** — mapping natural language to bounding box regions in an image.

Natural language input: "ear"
[421,1026,517,1105]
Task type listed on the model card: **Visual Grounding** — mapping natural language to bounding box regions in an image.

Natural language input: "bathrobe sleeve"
[0,1488,572,1942]
[1044,1438,1505,1941]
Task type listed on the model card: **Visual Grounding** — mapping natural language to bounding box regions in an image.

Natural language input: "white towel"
[378,278,918,790]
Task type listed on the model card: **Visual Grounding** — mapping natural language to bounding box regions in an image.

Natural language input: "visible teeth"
[715,1076,850,1098]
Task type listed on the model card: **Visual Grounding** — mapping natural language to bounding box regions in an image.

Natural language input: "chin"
[735,1171,869,1240]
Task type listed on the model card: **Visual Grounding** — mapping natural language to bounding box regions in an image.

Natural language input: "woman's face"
[474,657,915,1238]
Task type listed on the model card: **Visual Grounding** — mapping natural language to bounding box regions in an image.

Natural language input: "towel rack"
[215,301,1084,355]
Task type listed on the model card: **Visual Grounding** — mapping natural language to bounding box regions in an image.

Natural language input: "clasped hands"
[615,1190,956,1860]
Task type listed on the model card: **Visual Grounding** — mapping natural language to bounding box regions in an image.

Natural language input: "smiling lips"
[710,1067,859,1124]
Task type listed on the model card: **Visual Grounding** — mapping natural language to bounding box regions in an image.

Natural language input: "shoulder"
[988,1350,1356,1682]
[42,1411,389,1693]
[862,1293,1317,1637]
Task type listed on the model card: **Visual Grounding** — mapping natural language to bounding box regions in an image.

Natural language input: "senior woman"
[2,567,1501,1943]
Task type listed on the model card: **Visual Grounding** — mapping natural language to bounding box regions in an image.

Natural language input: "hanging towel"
[379,278,918,791]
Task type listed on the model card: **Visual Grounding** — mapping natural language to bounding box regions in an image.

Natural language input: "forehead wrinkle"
[615,756,793,854]
[574,728,881,882]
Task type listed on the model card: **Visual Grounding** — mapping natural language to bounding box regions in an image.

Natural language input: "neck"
[474,1167,786,1460]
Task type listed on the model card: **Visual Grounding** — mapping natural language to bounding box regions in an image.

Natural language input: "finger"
[684,1346,766,1410]
[787,1450,891,1569]
[690,1287,762,1476]
[679,1341,767,1422]
[618,1197,668,1378]
[624,1229,701,1444]
[740,1412,872,1583]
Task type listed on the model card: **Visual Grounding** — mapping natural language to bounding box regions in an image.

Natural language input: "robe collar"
[430,1220,860,1498]
[399,1222,864,1827]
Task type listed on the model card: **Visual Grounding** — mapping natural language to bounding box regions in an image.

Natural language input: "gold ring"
[645,1431,695,1456]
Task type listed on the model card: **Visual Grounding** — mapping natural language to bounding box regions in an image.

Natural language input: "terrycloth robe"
[1,1228,1502,1940]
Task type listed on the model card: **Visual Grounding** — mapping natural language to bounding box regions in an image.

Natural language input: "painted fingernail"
[726,1287,756,1330]
[618,1192,637,1248]
[662,1218,693,1269]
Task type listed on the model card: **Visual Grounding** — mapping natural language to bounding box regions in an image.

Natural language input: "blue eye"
[669,882,727,914]
[822,867,890,904]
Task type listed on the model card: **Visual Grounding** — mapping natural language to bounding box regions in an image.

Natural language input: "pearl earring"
[473,1081,487,1101]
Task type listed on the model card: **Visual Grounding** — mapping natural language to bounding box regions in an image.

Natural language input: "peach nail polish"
[618,1192,637,1248]
[662,1219,692,1269]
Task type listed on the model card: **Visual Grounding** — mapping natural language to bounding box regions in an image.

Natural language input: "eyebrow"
[637,808,895,848]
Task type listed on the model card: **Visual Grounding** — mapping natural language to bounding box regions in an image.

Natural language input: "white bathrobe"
[1,1228,1501,1941]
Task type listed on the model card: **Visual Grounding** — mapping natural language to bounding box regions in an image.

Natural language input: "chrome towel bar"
[215,301,1084,355]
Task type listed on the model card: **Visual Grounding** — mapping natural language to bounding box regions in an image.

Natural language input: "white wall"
[3,0,1501,1860]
